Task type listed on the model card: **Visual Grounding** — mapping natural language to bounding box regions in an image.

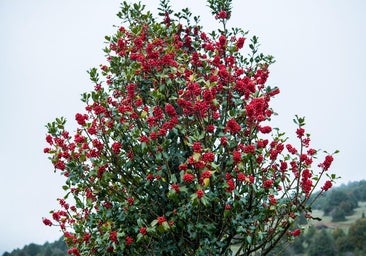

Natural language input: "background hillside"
[2,238,67,256]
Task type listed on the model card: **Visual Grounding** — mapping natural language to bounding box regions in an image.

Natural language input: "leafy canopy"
[43,0,338,255]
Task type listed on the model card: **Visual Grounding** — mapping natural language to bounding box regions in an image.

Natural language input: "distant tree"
[307,229,337,256]
[347,180,366,201]
[358,180,366,201]
[52,238,67,252]
[332,207,346,222]
[339,200,357,216]
[24,243,40,256]
[335,236,354,254]
[348,218,366,251]
[333,227,346,241]
[3,237,66,256]
[43,246,53,256]
[333,227,352,253]
[324,190,357,216]
[311,180,366,213]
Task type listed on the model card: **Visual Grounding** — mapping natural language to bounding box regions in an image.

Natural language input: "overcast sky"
[0,0,365,253]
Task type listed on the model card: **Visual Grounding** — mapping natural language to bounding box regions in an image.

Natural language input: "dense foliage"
[42,0,337,255]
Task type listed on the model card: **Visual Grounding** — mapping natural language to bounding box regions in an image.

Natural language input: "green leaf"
[147,226,155,234]
[151,219,158,227]
[171,174,177,184]
[75,197,83,208]
[246,235,252,245]
[137,233,144,242]
[201,197,209,207]
[162,221,170,231]
[137,218,144,227]
[179,186,188,193]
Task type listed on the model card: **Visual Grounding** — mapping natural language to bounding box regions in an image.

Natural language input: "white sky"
[0,0,365,253]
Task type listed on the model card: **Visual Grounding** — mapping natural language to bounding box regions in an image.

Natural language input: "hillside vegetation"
[2,237,67,256]
[268,180,366,256]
